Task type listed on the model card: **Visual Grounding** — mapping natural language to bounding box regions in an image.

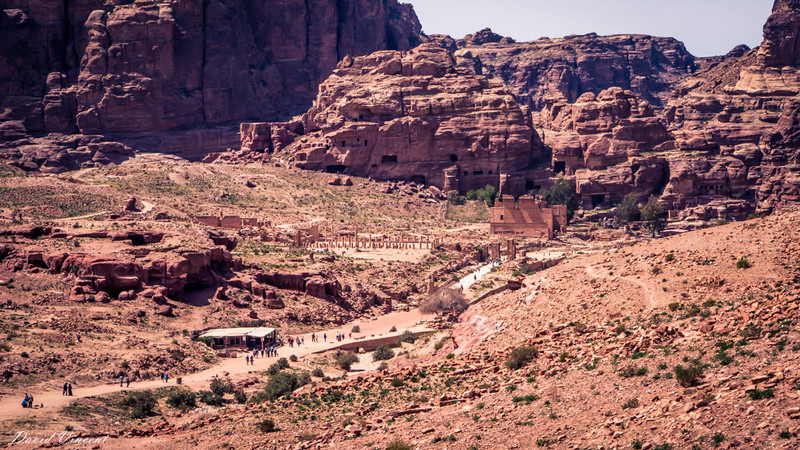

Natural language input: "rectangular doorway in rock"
[554,161,566,175]
[325,165,347,173]
[381,155,398,164]
[591,194,605,208]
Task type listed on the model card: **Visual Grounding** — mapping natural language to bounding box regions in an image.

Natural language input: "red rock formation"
[454,33,695,110]
[664,0,800,214]
[254,44,541,194]
[0,0,422,167]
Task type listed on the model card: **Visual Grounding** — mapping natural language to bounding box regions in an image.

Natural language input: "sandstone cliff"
[269,44,543,194]
[0,0,422,168]
[453,31,695,110]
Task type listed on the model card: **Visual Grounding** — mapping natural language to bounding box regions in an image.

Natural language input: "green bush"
[386,440,413,450]
[166,390,196,410]
[351,325,361,333]
[257,418,276,433]
[505,345,537,370]
[120,391,156,418]
[277,357,290,369]
[198,390,224,406]
[736,257,751,269]
[373,345,395,361]
[311,368,324,377]
[748,388,774,400]
[674,364,703,387]
[210,377,234,396]
[234,390,247,404]
[447,191,467,205]
[390,377,404,387]
[616,193,641,228]
[289,354,298,362]
[335,351,360,370]
[398,330,417,344]
[259,371,311,401]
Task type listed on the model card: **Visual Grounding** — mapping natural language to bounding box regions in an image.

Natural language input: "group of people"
[287,336,304,347]
[21,393,37,408]
[160,372,170,383]
[244,347,278,364]
[62,382,73,396]
[118,375,130,388]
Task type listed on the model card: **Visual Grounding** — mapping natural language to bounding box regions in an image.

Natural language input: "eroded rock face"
[663,0,800,214]
[0,0,422,164]
[454,33,695,110]
[266,44,541,193]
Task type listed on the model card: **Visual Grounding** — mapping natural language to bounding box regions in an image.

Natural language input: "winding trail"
[584,263,656,309]
[0,309,432,422]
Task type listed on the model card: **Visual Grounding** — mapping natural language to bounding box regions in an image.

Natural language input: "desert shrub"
[622,398,639,410]
[210,377,234,396]
[289,354,298,362]
[420,288,468,314]
[199,336,216,349]
[390,377,404,387]
[664,253,675,262]
[334,351,359,370]
[351,325,361,333]
[386,440,413,450]
[120,391,157,418]
[234,390,247,404]
[257,418,276,433]
[311,368,324,377]
[389,326,397,332]
[398,330,417,344]
[267,363,281,375]
[260,371,311,400]
[447,191,467,205]
[198,390,224,406]
[505,345,537,370]
[166,390,196,410]
[748,388,774,400]
[372,345,395,361]
[434,337,448,351]
[736,257,751,269]
[277,357,290,369]
[674,364,703,387]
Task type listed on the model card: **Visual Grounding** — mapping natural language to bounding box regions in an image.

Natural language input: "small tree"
[480,185,498,207]
[540,177,580,219]
[616,193,641,231]
[373,345,395,361]
[641,195,667,237]
[334,351,359,371]
[210,377,234,396]
[505,345,538,370]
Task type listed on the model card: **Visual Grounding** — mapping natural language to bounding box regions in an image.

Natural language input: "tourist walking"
[164,372,169,383]
[62,383,68,396]
[119,375,124,387]
[125,377,130,388]
[67,383,73,396]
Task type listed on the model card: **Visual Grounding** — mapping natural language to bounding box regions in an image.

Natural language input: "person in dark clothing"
[62,383,68,396]
[67,383,73,396]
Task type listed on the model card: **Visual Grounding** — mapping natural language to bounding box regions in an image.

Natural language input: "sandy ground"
[0,308,435,422]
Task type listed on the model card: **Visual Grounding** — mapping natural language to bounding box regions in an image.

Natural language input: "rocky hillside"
[454,30,696,110]
[0,0,422,162]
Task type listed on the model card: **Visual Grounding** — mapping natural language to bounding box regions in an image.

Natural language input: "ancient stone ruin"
[489,195,568,239]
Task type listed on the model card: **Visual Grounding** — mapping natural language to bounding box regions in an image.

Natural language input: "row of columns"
[309,234,441,250]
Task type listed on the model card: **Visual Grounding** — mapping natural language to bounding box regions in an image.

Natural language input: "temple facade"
[489,195,568,239]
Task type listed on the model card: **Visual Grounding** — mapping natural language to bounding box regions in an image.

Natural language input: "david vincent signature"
[11,431,110,445]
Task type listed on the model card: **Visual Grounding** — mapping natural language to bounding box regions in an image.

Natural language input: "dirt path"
[0,309,432,422]
[456,261,497,293]
[585,264,656,309]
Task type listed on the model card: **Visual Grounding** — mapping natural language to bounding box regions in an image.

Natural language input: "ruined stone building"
[489,195,568,239]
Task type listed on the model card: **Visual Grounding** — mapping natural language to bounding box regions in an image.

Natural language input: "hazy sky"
[406,0,775,57]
